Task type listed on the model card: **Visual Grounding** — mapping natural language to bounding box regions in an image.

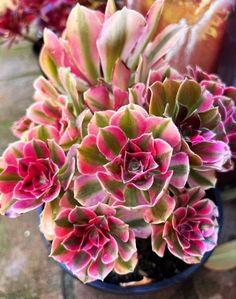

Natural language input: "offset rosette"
[0,139,74,216]
[148,187,219,264]
[51,203,137,283]
[189,67,236,159]
[76,104,189,208]
[12,73,89,151]
[148,73,233,189]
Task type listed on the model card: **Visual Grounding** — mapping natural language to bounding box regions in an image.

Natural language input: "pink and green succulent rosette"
[147,73,233,189]
[51,203,137,283]
[146,187,219,264]
[0,0,235,284]
[0,139,74,217]
[76,104,189,208]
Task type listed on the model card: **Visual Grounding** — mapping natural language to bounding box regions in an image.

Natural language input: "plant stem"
[20,34,37,44]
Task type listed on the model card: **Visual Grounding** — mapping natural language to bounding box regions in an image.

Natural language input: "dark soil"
[104,237,189,285]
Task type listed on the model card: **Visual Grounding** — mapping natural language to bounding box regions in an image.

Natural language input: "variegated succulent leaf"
[39,0,183,112]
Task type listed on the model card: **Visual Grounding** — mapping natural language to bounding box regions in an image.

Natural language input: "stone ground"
[0,42,235,299]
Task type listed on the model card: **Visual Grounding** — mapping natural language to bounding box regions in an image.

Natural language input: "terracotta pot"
[125,0,234,73]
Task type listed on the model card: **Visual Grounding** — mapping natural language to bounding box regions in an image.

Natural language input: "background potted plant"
[0,0,124,51]
[1,0,234,74]
[0,0,235,294]
[125,0,235,73]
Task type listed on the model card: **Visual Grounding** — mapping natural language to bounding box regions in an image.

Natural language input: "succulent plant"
[0,0,234,285]
[148,73,233,189]
[40,0,182,99]
[0,0,116,45]
[148,187,219,263]
[51,202,137,282]
[76,103,189,208]
[12,74,86,151]
[0,139,74,216]
[188,67,236,159]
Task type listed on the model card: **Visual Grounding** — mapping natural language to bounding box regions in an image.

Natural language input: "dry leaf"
[204,240,236,271]
[120,277,153,287]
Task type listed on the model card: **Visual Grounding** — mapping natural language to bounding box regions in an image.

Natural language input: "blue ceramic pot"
[38,187,223,295]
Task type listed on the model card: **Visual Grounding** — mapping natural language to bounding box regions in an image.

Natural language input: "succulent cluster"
[0,0,235,284]
[0,0,114,45]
